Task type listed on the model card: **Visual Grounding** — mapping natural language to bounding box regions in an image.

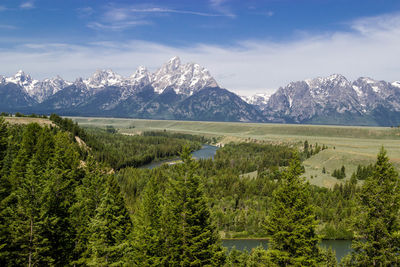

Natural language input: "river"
[141,145,353,262]
[140,144,218,169]
[222,239,352,262]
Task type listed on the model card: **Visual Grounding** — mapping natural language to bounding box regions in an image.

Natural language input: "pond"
[140,144,218,169]
[222,239,352,262]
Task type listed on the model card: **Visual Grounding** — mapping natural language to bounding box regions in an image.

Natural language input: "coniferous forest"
[1,115,400,266]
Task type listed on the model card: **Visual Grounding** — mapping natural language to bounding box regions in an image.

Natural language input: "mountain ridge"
[1,58,400,126]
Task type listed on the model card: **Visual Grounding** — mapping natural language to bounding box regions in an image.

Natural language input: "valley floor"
[71,117,400,188]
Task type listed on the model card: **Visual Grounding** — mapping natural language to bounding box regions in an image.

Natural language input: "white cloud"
[87,20,150,31]
[20,1,35,9]
[209,0,235,18]
[1,12,400,96]
[90,5,227,32]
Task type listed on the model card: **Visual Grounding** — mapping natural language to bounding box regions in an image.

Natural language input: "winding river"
[140,144,218,169]
[141,145,352,262]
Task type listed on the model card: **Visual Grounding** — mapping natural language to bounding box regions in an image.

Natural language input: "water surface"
[141,144,218,169]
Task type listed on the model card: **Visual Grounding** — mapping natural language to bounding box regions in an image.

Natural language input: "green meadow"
[71,117,400,188]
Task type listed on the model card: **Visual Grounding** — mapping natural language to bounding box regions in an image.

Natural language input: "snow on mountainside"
[1,70,71,103]
[2,58,400,126]
[263,74,400,124]
[241,93,270,109]
[0,57,218,104]
[151,56,218,95]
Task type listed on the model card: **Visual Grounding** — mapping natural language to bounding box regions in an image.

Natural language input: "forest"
[0,114,400,266]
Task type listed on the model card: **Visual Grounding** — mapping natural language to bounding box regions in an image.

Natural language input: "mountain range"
[1,56,400,126]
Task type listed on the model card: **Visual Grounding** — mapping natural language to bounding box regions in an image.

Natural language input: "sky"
[1,0,400,95]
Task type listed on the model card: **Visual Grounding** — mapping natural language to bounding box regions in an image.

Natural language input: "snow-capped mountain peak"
[84,69,123,89]
[5,70,38,89]
[242,93,271,109]
[392,81,400,88]
[152,57,218,95]
[130,66,151,87]
[2,71,73,102]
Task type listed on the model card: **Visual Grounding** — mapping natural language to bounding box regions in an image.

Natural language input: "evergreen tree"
[71,157,107,265]
[161,147,225,266]
[348,148,400,265]
[8,156,52,266]
[265,153,321,266]
[40,132,82,264]
[85,176,133,266]
[132,173,163,266]
[247,246,273,266]
[0,117,7,168]
[225,247,249,267]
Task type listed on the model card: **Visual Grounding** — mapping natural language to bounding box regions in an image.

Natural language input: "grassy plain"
[71,117,400,188]
[4,117,54,126]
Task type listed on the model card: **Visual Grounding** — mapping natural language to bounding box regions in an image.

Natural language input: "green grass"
[70,117,400,188]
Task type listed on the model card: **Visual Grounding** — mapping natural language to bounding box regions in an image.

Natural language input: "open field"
[4,117,54,126]
[71,117,400,188]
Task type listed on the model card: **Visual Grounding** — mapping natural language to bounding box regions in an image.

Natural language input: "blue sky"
[1,0,400,95]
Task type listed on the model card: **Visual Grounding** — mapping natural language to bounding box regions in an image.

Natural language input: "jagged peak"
[131,66,149,78]
[158,56,182,73]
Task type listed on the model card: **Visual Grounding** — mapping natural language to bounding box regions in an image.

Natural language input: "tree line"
[1,115,400,265]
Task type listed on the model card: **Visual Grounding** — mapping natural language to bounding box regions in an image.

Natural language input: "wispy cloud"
[87,20,150,31]
[126,7,229,17]
[0,5,7,11]
[1,12,400,95]
[209,0,236,18]
[89,5,230,32]
[20,1,35,10]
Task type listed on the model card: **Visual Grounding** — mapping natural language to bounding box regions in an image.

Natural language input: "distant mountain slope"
[174,87,263,122]
[261,74,400,126]
[1,58,400,125]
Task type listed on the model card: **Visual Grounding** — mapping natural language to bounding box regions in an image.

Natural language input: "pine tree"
[70,157,107,265]
[0,117,7,168]
[8,156,52,266]
[265,153,321,266]
[247,246,273,266]
[161,146,226,266]
[132,172,163,266]
[40,132,82,264]
[85,176,133,266]
[349,148,400,265]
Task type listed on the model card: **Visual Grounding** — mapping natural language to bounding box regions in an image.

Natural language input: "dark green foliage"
[214,142,295,174]
[321,246,337,267]
[332,165,346,179]
[348,148,400,265]
[0,120,135,265]
[85,176,133,266]
[83,128,203,170]
[161,147,226,266]
[265,154,321,266]
[49,113,87,139]
[131,173,163,266]
[118,141,358,240]
[351,163,374,180]
[105,125,117,134]
[225,247,250,266]
[303,140,328,159]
